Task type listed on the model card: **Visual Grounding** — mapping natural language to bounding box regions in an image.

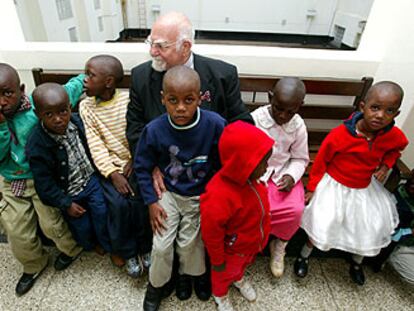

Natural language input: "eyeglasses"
[145,36,178,51]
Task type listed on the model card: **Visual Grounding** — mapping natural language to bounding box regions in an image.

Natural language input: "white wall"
[358,0,414,167]
[330,0,374,47]
[14,0,48,42]
[145,0,339,35]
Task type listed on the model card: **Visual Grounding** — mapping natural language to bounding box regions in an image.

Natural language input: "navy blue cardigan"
[26,114,94,210]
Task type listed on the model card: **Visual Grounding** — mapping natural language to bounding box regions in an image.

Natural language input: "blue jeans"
[65,174,111,252]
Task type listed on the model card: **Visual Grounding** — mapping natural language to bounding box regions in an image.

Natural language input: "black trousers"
[100,177,153,259]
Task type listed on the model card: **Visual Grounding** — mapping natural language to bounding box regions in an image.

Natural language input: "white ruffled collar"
[254,105,302,133]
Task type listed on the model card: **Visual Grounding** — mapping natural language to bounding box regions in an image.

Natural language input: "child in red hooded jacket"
[200,121,274,311]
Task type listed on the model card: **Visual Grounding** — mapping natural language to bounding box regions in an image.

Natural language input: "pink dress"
[252,106,309,240]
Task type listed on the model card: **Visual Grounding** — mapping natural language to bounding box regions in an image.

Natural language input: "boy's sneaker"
[143,283,163,311]
[54,252,81,271]
[15,264,47,296]
[269,239,286,278]
[233,277,257,302]
[141,252,151,269]
[213,295,234,311]
[126,257,144,278]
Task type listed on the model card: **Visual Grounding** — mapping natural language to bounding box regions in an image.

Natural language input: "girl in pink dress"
[252,77,309,277]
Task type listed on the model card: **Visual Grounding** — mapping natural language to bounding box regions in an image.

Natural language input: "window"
[56,0,73,20]
[68,26,78,42]
[94,0,101,10]
[98,16,104,32]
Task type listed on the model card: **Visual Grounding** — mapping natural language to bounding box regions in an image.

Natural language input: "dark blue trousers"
[65,174,111,252]
[100,176,152,260]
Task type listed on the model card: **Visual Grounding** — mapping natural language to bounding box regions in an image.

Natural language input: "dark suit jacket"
[126,53,253,154]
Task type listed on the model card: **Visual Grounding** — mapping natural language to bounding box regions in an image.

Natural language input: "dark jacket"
[25,114,93,210]
[126,53,253,154]
[200,121,274,266]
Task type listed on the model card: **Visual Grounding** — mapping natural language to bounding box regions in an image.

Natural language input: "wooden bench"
[31,68,409,184]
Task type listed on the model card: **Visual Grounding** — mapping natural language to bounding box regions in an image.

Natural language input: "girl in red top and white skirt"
[294,81,409,286]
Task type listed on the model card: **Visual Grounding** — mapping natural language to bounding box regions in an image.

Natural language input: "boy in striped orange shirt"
[79,55,152,278]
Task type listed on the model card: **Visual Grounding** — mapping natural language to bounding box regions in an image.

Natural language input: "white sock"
[352,254,364,265]
[300,243,313,258]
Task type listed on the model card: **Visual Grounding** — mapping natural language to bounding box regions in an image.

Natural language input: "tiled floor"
[0,244,413,310]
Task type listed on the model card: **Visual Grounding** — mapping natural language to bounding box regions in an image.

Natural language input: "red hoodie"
[200,121,274,266]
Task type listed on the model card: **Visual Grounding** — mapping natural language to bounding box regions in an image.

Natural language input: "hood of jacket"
[218,120,274,185]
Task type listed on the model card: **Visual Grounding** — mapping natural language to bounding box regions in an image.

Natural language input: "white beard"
[151,56,167,72]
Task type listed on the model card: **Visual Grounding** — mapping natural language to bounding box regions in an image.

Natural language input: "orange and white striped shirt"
[79,90,131,178]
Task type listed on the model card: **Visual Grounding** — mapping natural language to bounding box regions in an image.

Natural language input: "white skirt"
[301,174,399,257]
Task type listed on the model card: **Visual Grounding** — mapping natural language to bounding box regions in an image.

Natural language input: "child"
[368,169,414,273]
[135,65,226,311]
[200,121,274,311]
[252,77,309,277]
[0,63,83,296]
[295,81,409,286]
[79,55,152,278]
[26,83,111,256]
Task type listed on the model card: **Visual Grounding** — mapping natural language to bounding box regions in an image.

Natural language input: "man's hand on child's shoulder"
[110,171,135,196]
[277,175,295,192]
[149,202,168,236]
[373,164,389,183]
[67,202,86,218]
[304,191,314,204]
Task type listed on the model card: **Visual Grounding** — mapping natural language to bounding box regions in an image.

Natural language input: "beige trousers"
[0,179,82,274]
[149,191,206,287]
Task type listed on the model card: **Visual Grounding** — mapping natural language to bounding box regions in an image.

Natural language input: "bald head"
[365,81,404,107]
[163,65,200,93]
[154,11,194,43]
[0,63,20,86]
[0,63,24,118]
[274,77,306,104]
[87,54,124,83]
[32,83,69,112]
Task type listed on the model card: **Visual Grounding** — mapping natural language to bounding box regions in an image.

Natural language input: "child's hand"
[110,171,135,196]
[123,160,133,178]
[149,202,168,236]
[304,191,314,204]
[212,262,226,272]
[152,166,166,199]
[67,202,86,218]
[277,175,295,192]
[373,164,389,183]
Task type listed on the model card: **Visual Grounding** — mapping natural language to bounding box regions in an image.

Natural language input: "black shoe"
[176,274,192,301]
[294,256,309,278]
[161,277,175,299]
[194,273,211,301]
[15,265,47,296]
[143,283,163,311]
[349,263,365,286]
[54,252,81,271]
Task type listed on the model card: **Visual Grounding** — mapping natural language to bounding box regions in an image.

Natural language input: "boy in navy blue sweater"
[26,83,111,256]
[135,66,226,311]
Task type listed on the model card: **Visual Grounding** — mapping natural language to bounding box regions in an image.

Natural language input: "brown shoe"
[94,245,106,256]
[111,254,126,267]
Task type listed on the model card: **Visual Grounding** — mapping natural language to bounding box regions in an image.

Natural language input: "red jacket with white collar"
[307,112,409,192]
[200,121,274,266]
